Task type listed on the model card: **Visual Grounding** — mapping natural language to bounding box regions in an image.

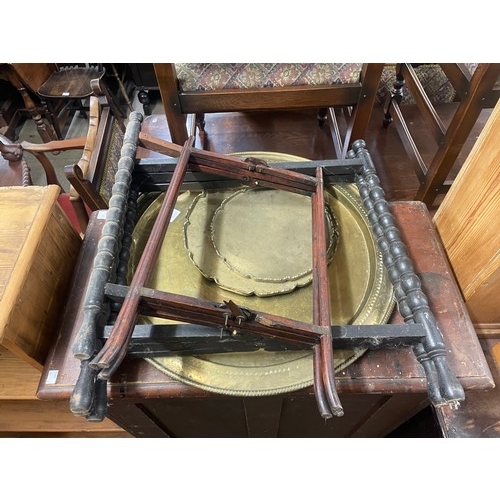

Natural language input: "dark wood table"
[37,199,494,437]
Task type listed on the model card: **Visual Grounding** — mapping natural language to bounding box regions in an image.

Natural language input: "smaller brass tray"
[184,187,338,296]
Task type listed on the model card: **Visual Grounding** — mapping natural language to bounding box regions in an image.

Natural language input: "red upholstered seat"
[57,193,92,235]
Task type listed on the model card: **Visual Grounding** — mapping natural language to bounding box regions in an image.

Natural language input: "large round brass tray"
[129,152,395,397]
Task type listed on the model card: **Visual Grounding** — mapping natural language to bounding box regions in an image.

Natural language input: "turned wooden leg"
[1,65,59,142]
[383,64,405,128]
[195,112,205,132]
[138,89,152,115]
[18,86,59,142]
[41,98,65,139]
[317,107,328,126]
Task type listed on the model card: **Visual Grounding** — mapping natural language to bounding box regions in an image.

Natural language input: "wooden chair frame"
[0,89,125,233]
[4,63,125,143]
[63,95,125,214]
[153,63,385,159]
[383,63,500,207]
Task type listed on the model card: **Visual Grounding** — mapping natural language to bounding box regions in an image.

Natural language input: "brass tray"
[184,187,338,296]
[128,152,395,397]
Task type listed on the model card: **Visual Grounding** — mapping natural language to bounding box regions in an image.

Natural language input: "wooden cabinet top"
[0,186,81,369]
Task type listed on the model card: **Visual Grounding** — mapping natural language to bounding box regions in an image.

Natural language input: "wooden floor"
[0,97,491,438]
[171,100,491,212]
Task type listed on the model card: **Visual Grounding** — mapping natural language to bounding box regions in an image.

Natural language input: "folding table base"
[68,111,464,422]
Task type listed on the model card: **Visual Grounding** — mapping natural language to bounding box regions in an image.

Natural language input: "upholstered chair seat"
[175,63,364,91]
[174,63,473,107]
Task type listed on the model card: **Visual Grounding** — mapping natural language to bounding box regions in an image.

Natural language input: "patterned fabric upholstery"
[175,63,363,91]
[98,120,125,204]
[380,64,456,105]
[174,63,477,107]
[379,63,481,106]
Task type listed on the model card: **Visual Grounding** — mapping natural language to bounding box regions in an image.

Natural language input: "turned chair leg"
[195,113,205,132]
[318,108,328,126]
[138,89,152,116]
[383,65,405,128]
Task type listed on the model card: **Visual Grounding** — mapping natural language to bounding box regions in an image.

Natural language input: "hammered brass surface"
[129,152,395,397]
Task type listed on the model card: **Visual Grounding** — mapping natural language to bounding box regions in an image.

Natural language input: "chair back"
[64,94,125,230]
[80,102,125,207]
[10,63,58,94]
[6,63,125,142]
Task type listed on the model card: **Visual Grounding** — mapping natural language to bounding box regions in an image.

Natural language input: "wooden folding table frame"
[68,110,465,422]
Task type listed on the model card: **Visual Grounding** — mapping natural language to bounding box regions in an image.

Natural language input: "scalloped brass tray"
[128,152,395,397]
[184,187,339,296]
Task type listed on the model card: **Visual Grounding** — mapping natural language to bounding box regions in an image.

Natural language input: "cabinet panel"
[0,186,81,369]
[434,100,500,327]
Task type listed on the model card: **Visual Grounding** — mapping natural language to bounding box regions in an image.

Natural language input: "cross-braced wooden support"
[69,111,463,422]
